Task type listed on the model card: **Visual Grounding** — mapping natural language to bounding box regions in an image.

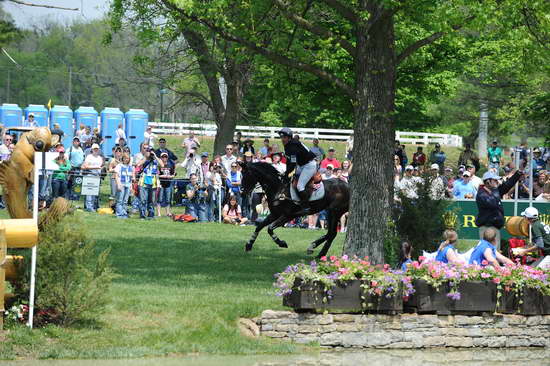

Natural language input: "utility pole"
[6,70,10,103]
[68,67,72,107]
[159,88,168,122]
[478,100,488,161]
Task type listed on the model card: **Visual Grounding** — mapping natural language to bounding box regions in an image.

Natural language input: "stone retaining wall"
[260,310,550,348]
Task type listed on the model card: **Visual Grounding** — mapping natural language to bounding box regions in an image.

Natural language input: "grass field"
[0,212,346,359]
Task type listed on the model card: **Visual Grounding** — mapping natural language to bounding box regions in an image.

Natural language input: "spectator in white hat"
[514,207,550,268]
[81,143,104,212]
[398,165,422,199]
[429,163,445,200]
[466,164,483,190]
[452,171,477,199]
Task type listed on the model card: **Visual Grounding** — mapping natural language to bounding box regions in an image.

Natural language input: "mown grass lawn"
[1,212,345,359]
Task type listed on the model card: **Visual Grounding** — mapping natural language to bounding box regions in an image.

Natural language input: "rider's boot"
[297,190,311,213]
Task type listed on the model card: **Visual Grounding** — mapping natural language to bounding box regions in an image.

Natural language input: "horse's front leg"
[245,213,277,252]
[267,216,290,248]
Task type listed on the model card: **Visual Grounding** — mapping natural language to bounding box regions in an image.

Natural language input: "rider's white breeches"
[296,160,317,192]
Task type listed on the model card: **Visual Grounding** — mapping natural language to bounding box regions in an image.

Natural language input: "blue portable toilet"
[100,107,124,157]
[74,106,98,133]
[49,105,74,147]
[24,104,48,127]
[125,109,148,154]
[0,103,23,128]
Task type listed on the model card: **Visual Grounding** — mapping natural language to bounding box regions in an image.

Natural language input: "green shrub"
[15,215,117,327]
[395,174,452,257]
[383,221,400,268]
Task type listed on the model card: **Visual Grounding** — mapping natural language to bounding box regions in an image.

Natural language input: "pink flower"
[418,256,426,262]
[371,280,378,287]
[492,277,501,284]
[482,260,489,266]
[338,268,350,275]
[341,254,349,261]
[481,272,491,279]
[320,256,327,262]
[329,255,337,262]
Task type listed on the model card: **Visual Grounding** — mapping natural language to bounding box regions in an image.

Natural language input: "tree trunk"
[212,61,249,154]
[343,7,395,264]
[478,100,488,161]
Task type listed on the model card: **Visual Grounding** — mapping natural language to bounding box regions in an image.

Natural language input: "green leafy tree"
[152,0,548,262]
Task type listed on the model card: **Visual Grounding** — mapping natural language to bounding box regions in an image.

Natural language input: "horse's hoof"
[245,243,253,252]
[278,240,288,248]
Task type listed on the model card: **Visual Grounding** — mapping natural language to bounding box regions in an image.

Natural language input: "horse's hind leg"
[245,213,277,252]
[307,234,328,255]
[267,216,290,248]
[317,210,344,259]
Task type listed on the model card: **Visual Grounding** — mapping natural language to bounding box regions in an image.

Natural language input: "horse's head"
[239,161,258,195]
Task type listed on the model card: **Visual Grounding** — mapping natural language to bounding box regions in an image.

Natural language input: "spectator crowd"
[394,140,550,203]
[1,125,548,231]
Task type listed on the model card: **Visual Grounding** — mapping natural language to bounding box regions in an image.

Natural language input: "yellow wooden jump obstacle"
[0,219,38,329]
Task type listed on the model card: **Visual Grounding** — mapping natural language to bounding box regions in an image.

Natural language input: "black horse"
[239,162,350,258]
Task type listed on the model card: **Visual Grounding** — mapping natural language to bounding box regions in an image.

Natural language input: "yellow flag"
[47,99,52,110]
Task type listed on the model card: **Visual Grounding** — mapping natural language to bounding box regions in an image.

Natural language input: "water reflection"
[1,349,549,366]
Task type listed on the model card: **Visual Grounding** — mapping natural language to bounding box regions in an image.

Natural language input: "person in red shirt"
[320,147,341,170]
[412,146,426,168]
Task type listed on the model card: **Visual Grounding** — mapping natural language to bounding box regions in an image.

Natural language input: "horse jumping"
[239,161,350,258]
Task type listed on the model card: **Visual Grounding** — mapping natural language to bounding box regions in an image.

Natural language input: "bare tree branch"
[317,0,358,24]
[396,16,475,65]
[7,0,78,11]
[273,0,356,57]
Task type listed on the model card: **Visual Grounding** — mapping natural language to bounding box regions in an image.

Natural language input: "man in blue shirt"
[452,171,477,199]
[469,227,514,267]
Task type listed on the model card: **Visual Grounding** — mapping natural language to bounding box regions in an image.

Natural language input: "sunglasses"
[231,165,237,168]
[226,148,233,150]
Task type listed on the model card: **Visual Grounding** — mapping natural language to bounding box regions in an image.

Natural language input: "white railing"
[148,122,463,147]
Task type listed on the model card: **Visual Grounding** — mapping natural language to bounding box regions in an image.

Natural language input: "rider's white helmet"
[521,207,539,219]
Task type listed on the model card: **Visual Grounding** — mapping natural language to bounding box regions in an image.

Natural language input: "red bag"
[172,214,196,222]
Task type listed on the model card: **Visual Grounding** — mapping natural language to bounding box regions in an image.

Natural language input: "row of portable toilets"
[0,103,148,156]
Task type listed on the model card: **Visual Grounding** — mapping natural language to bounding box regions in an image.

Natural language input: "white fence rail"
[148,122,463,147]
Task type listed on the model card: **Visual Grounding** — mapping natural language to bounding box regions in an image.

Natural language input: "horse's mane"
[249,161,282,178]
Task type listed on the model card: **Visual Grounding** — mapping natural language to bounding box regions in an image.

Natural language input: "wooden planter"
[451,281,497,314]
[283,279,402,313]
[404,279,451,315]
[541,295,550,315]
[283,279,362,311]
[497,287,541,315]
[404,280,497,315]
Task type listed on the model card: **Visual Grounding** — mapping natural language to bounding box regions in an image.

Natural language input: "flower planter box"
[404,280,497,315]
[497,287,541,315]
[361,288,403,315]
[541,295,550,315]
[404,279,451,315]
[450,281,497,314]
[283,279,362,311]
[283,279,402,313]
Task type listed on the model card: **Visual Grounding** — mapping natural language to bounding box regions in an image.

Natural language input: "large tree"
[147,1,546,262]
[110,0,254,154]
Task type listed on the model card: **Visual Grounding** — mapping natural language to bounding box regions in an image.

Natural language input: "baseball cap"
[405,165,414,171]
[521,207,539,219]
[159,138,166,142]
[326,164,334,170]
[28,113,34,117]
[445,167,453,172]
[482,171,500,181]
[430,163,439,170]
[91,143,100,150]
[73,136,80,141]
[328,147,335,151]
[492,140,498,143]
[533,147,541,153]
[160,152,168,157]
[201,152,209,157]
[435,143,441,148]
[462,171,471,177]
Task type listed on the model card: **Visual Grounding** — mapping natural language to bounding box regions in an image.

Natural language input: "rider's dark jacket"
[475,171,521,229]
[283,140,317,177]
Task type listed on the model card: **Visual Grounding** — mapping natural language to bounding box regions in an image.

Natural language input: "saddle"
[289,171,323,201]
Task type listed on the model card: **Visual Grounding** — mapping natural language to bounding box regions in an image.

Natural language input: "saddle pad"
[290,181,325,202]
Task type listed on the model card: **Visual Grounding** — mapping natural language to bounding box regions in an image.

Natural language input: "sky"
[3,0,109,27]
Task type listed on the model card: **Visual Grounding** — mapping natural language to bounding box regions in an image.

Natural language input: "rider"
[278,127,317,210]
